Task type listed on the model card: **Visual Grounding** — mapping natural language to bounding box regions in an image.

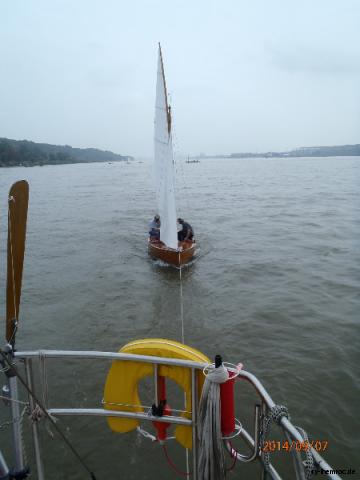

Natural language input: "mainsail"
[154,44,178,250]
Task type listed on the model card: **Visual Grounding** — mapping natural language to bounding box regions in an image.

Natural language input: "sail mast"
[158,43,171,136]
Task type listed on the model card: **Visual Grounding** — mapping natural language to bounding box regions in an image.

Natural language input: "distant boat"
[148,45,196,268]
[186,155,200,164]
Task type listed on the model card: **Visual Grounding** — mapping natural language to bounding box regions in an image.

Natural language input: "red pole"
[153,375,171,442]
[158,376,166,402]
[215,355,236,437]
[220,372,236,436]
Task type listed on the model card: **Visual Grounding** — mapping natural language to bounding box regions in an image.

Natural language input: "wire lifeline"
[38,351,49,409]
[103,399,190,414]
[0,350,98,480]
[37,352,59,439]
[0,395,28,407]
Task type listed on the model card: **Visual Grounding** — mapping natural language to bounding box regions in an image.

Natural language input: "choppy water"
[0,157,359,479]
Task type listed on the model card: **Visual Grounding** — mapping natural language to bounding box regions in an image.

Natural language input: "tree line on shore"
[0,138,133,167]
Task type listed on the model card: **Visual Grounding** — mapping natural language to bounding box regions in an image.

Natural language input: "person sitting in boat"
[177,218,194,242]
[149,215,161,240]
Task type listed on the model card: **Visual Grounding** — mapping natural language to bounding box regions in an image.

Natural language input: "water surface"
[0,156,359,478]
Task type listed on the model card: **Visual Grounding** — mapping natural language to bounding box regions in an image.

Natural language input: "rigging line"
[0,351,97,480]
[170,105,190,217]
[38,351,49,409]
[102,400,191,414]
[6,324,18,351]
[0,394,29,406]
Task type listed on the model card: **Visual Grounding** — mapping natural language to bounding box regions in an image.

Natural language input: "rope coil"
[197,364,229,480]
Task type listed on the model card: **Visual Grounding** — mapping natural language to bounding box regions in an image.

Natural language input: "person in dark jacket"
[149,214,161,239]
[177,218,194,241]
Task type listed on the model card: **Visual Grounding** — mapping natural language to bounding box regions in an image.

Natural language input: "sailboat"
[148,44,196,268]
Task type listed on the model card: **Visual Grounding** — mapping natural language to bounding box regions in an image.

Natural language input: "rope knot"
[270,405,289,424]
[30,404,45,423]
[204,364,229,384]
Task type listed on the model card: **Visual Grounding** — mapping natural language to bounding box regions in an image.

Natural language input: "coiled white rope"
[197,364,229,480]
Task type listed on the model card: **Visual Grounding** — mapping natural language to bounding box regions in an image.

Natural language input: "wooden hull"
[148,239,196,267]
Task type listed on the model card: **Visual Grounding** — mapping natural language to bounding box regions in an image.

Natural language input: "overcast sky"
[0,0,359,157]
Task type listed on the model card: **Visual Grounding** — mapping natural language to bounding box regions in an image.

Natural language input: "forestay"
[154,45,178,250]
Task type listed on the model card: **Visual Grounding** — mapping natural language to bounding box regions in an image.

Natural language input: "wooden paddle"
[6,180,29,345]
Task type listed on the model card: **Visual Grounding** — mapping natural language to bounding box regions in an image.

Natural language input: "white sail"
[154,45,178,250]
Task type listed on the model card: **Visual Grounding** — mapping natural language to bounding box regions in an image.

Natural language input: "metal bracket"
[224,404,261,463]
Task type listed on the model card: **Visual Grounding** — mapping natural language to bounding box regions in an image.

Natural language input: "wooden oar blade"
[6,180,29,344]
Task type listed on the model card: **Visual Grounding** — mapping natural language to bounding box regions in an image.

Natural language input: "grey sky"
[1,0,359,157]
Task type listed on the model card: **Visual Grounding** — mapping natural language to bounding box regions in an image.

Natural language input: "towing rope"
[178,261,190,475]
[179,255,185,344]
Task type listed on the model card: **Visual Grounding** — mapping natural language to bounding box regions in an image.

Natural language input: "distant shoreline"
[0,159,132,168]
[0,138,133,168]
[200,154,360,160]
[194,144,360,160]
[1,138,359,166]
